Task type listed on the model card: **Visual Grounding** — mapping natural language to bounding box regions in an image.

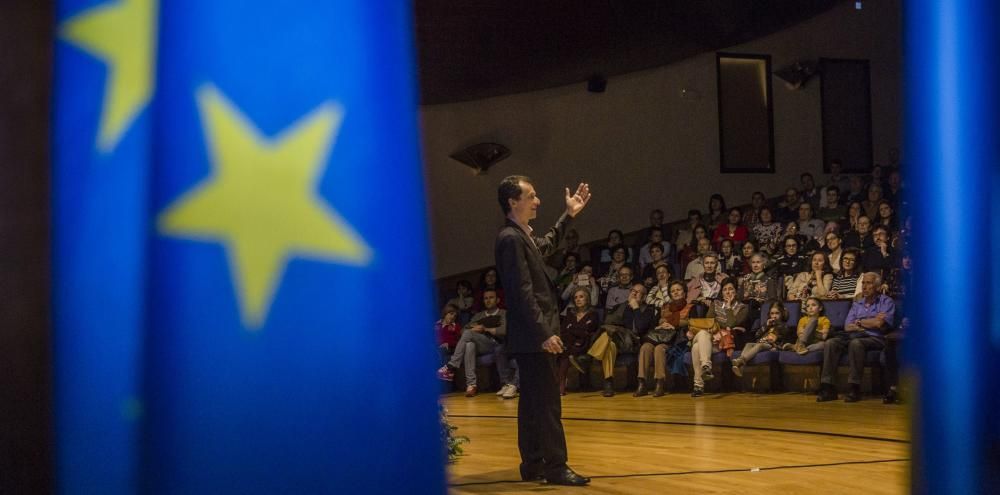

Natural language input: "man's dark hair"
[801,172,813,180]
[687,209,701,218]
[498,175,531,215]
[827,185,840,195]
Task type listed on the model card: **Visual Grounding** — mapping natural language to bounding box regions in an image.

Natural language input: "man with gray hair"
[817,272,895,403]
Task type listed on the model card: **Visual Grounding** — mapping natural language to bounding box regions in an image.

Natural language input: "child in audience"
[731,301,788,377]
[784,297,831,355]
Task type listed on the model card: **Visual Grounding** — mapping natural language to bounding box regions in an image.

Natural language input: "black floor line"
[449,458,909,487]
[449,414,910,445]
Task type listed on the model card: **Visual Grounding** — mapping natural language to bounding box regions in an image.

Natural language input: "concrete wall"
[421,0,901,278]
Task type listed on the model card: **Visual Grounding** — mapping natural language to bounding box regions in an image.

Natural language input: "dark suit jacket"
[495,213,573,354]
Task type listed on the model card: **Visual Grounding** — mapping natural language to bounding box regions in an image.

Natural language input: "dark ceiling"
[415,0,842,104]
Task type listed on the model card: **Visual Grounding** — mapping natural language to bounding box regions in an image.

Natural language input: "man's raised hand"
[565,183,592,218]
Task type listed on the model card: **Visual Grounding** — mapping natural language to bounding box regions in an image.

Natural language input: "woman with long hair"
[557,288,600,395]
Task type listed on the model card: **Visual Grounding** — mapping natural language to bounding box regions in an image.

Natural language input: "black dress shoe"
[633,379,648,397]
[520,464,544,481]
[602,379,615,397]
[816,385,838,402]
[545,467,590,486]
[691,387,704,398]
[882,388,900,404]
[653,379,665,397]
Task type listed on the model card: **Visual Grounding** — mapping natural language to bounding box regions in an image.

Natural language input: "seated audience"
[784,296,831,355]
[639,239,670,285]
[783,221,811,253]
[830,248,864,299]
[686,252,728,303]
[743,191,768,229]
[731,301,789,376]
[598,229,633,263]
[772,236,807,282]
[800,172,821,209]
[817,185,847,223]
[435,303,462,364]
[437,290,508,397]
[472,267,505,312]
[553,252,579,294]
[738,252,781,324]
[786,252,834,302]
[737,240,757,275]
[751,207,783,256]
[605,265,635,310]
[718,238,742,278]
[712,208,749,249]
[598,245,630,292]
[817,272,895,403]
[707,193,727,227]
[824,231,845,272]
[560,263,599,311]
[875,200,898,234]
[689,280,747,396]
[547,228,583,270]
[583,284,656,397]
[683,236,713,280]
[796,202,826,245]
[862,183,884,220]
[638,226,671,270]
[447,280,475,323]
[846,175,866,204]
[557,288,600,396]
[820,160,851,208]
[776,187,803,225]
[674,210,703,251]
[644,264,674,308]
[842,215,875,252]
[860,225,896,278]
[636,280,690,397]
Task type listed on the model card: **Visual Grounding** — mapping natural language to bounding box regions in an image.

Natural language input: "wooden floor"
[444,390,909,494]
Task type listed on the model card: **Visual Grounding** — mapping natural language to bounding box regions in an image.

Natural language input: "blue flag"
[53,1,445,493]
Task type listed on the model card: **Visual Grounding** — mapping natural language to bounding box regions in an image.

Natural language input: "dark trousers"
[514,352,568,475]
[883,331,903,389]
[821,334,885,385]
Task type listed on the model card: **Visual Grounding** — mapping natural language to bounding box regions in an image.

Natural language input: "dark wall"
[0,1,53,493]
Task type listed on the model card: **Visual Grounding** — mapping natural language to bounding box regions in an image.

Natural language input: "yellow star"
[60,0,157,152]
[158,84,372,330]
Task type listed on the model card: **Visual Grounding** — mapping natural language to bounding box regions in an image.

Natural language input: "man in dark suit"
[494,175,591,486]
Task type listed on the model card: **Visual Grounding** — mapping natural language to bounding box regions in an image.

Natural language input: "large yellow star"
[60,0,157,152]
[158,84,372,330]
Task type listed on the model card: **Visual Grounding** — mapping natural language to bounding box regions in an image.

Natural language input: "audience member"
[743,191,768,229]
[820,160,851,207]
[598,229,632,263]
[817,272,895,403]
[773,236,807,282]
[472,267,505,312]
[861,226,895,278]
[674,210,703,251]
[785,297,831,355]
[683,236,713,280]
[843,215,875,252]
[786,252,834,302]
[707,193,727,227]
[638,227,671,270]
[644,264,674,308]
[636,280,689,397]
[639,243,670,287]
[553,252,579,294]
[731,301,789,377]
[690,280,747,396]
[447,280,475,324]
[437,290,508,397]
[712,207,749,249]
[598,245,630,291]
[560,263,599,310]
[830,248,863,299]
[737,240,757,275]
[824,231,845,272]
[557,288,600,396]
[751,207,783,256]
[718,238,742,278]
[605,265,635,310]
[817,186,847,223]
[862,183,884,220]
[800,172,821,209]
[796,202,826,245]
[776,188,802,224]
[436,303,462,363]
[846,175,866,203]
[686,252,728,303]
[584,284,656,397]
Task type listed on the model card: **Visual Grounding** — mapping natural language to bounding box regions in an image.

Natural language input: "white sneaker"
[502,385,519,400]
[496,384,511,396]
